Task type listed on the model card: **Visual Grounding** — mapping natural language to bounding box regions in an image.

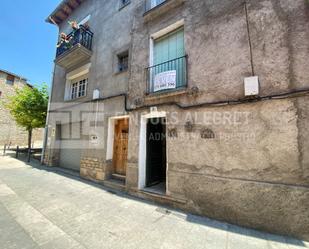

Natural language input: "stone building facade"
[44,0,309,240]
[0,69,43,147]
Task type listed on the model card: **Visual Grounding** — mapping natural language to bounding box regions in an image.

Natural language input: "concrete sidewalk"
[0,156,308,249]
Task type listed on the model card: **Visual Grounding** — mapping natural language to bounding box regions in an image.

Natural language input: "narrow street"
[0,156,308,249]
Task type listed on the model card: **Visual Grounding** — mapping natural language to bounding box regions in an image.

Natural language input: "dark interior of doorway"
[145,117,167,195]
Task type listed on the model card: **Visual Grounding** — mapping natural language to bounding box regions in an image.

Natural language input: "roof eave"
[0,69,27,81]
[46,0,85,25]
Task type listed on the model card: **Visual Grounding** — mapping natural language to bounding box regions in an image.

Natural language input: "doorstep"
[130,187,187,206]
[103,178,126,192]
[112,173,126,181]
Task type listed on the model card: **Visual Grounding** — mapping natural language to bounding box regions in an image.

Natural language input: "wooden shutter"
[154,28,184,65]
[153,28,185,88]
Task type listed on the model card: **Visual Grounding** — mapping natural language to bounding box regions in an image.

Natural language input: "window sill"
[143,0,185,22]
[64,95,88,102]
[114,69,128,76]
[145,87,187,100]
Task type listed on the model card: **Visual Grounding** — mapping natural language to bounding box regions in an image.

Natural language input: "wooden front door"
[113,119,129,176]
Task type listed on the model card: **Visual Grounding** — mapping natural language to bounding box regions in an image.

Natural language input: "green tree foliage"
[4,84,49,161]
[6,85,49,131]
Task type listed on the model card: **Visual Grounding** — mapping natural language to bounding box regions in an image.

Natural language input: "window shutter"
[152,28,185,89]
[154,28,184,65]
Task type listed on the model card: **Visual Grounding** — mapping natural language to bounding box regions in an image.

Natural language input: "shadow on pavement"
[2,154,307,247]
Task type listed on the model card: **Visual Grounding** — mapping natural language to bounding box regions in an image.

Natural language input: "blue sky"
[0,0,61,87]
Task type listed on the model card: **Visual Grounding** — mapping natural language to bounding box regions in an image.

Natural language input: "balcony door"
[151,27,185,92]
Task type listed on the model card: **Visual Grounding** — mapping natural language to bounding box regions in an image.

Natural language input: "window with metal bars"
[147,27,186,93]
[118,52,129,72]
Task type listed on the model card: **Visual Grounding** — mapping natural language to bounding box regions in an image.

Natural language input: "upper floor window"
[6,75,15,85]
[70,77,88,100]
[147,26,187,93]
[64,63,91,101]
[146,0,166,11]
[117,52,129,72]
[152,0,165,8]
[119,0,131,9]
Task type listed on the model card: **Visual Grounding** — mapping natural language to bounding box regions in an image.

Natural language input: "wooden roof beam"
[46,0,84,25]
[62,7,71,17]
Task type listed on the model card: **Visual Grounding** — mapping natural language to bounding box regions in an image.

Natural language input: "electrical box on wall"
[244,76,259,96]
[93,89,100,100]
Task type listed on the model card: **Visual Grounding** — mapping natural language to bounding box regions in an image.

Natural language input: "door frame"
[106,115,130,163]
[138,111,168,191]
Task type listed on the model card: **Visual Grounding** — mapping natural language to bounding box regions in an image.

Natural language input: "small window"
[6,75,15,85]
[117,52,129,72]
[146,0,166,11]
[71,77,88,100]
[119,0,130,9]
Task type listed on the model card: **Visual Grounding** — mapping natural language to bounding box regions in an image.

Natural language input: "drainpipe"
[41,58,56,165]
[41,17,59,164]
[244,0,255,77]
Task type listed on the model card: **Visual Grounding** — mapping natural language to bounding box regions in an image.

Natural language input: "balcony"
[144,0,185,21]
[146,55,188,95]
[55,26,93,70]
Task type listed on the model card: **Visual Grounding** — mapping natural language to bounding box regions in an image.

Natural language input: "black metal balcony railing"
[56,26,94,58]
[146,55,188,94]
[145,0,166,12]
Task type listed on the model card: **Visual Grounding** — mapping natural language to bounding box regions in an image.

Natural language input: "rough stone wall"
[296,97,309,180]
[128,0,309,105]
[248,0,309,93]
[126,0,309,240]
[80,157,105,181]
[166,99,306,186]
[127,97,309,240]
[128,0,253,104]
[43,151,59,167]
[0,72,43,148]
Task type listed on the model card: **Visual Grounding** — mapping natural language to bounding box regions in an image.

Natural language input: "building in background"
[44,0,309,240]
[0,69,43,147]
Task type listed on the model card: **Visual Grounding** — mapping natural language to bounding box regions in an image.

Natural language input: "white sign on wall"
[154,70,177,92]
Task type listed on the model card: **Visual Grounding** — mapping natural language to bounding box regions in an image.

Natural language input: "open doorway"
[145,117,167,194]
